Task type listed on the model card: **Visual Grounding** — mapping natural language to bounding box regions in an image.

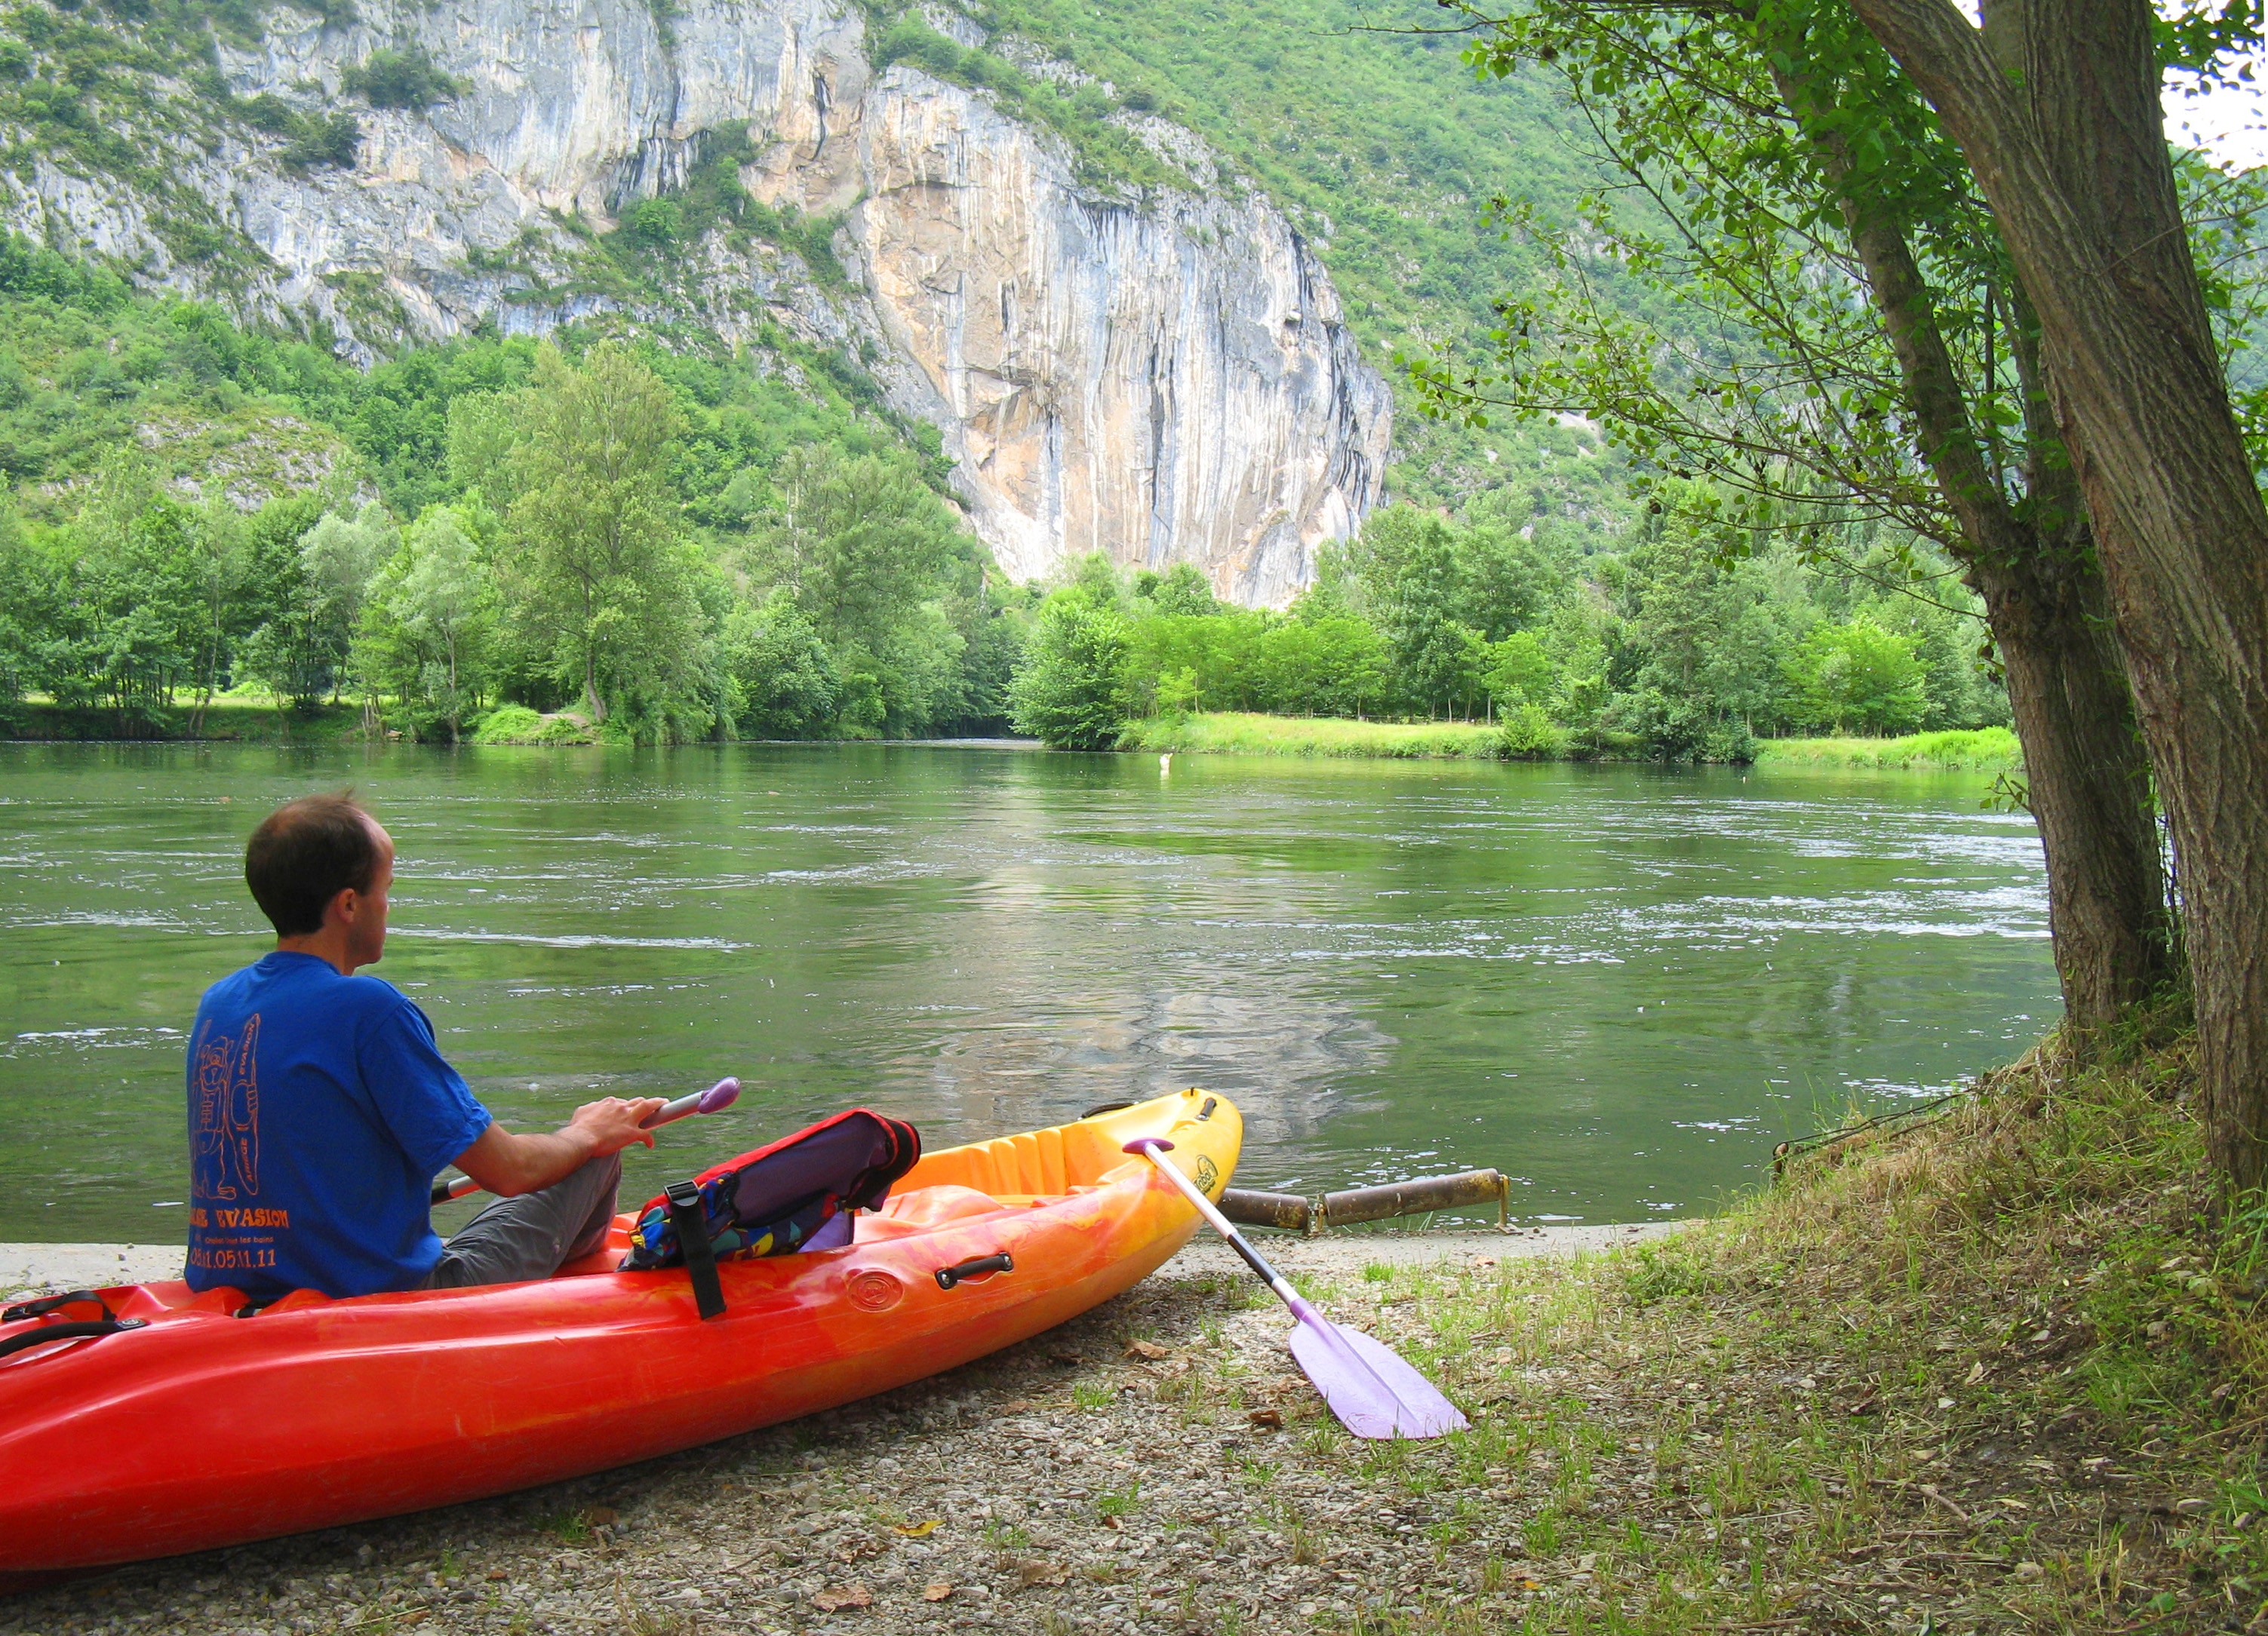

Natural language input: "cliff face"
[770,63,1389,600]
[5,0,1388,602]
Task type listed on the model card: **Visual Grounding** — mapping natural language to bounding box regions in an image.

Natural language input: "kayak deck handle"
[1,1293,146,1361]
[934,1252,1014,1291]
[0,1318,146,1361]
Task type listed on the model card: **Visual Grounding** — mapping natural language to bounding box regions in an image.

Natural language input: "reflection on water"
[0,742,2057,1239]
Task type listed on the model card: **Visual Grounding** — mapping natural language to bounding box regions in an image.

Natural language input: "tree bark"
[1849,0,2268,1189]
[1773,51,2171,1028]
[1967,529,2170,1024]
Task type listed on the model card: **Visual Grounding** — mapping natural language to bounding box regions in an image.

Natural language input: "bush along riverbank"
[10,1015,2251,1634]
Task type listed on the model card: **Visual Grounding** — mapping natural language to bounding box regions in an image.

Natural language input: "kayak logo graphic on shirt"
[192,1013,260,1200]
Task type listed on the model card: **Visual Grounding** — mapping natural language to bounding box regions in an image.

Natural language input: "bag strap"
[665,1180,726,1321]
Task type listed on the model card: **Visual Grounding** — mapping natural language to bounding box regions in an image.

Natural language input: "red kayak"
[0,1089,1242,1580]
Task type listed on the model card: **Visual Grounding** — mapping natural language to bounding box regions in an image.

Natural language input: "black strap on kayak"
[665,1180,725,1321]
[0,1318,144,1360]
[0,1290,145,1358]
[4,1289,110,1323]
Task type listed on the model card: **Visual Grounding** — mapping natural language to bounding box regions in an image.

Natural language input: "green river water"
[0,741,2058,1242]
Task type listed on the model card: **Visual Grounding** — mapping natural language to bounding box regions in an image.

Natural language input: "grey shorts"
[423,1153,624,1291]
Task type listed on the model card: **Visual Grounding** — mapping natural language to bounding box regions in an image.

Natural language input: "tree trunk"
[1851,0,2268,1187]
[1968,529,2170,1024]
[1775,48,2171,1030]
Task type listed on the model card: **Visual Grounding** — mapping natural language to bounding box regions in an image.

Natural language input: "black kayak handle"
[4,1288,113,1323]
[0,1318,146,1361]
[934,1252,1013,1290]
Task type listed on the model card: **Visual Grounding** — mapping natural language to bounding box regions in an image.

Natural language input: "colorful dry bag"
[622,1109,920,1318]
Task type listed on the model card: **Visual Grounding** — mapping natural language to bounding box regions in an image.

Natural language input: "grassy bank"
[3,698,369,744]
[1754,726,2022,772]
[1327,1010,2260,1631]
[1122,712,2025,774]
[1121,711,1509,760]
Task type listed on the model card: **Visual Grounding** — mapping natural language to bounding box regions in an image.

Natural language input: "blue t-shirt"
[185,951,493,1300]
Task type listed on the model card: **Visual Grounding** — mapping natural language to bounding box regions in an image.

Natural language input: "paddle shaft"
[431,1079,738,1205]
[1128,1139,1323,1327]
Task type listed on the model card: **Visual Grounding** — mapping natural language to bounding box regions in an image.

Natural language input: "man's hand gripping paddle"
[1126,1138,1467,1440]
[430,1079,742,1205]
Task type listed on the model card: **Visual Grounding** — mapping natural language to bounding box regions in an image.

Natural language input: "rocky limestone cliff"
[765,60,1388,600]
[3,0,1389,603]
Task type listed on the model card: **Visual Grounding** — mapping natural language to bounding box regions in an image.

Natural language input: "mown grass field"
[1121,713,2024,772]
[4,695,368,743]
[1753,727,2022,772]
[1120,712,1510,760]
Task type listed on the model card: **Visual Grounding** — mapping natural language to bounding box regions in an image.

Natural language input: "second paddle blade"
[1288,1316,1468,1440]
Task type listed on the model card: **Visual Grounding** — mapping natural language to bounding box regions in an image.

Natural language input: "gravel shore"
[0,1226,1681,1636]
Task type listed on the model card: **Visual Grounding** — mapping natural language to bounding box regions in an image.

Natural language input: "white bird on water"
[1160,754,1172,775]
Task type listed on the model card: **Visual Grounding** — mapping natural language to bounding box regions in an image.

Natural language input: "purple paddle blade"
[1287,1315,1469,1440]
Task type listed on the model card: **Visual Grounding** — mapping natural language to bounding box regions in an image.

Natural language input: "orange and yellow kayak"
[0,1089,1241,1579]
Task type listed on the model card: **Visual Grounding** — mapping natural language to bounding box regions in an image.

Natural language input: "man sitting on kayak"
[186,792,663,1303]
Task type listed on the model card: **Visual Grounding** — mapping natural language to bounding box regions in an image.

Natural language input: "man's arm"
[451,1096,667,1198]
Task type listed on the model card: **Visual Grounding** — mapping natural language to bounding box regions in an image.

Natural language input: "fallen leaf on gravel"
[1247,1408,1283,1430]
[894,1519,944,1537]
[1125,1340,1170,1361]
[813,1582,874,1611]
[923,1582,954,1602]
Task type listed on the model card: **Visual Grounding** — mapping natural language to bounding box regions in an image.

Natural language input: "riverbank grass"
[1121,711,1507,760]
[4,695,367,743]
[1121,712,2023,772]
[1319,1012,2262,1632]
[1753,726,2021,771]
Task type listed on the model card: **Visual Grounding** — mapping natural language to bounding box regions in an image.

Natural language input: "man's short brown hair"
[245,793,383,937]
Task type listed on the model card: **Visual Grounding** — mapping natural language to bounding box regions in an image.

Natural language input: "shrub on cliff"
[343,47,463,112]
